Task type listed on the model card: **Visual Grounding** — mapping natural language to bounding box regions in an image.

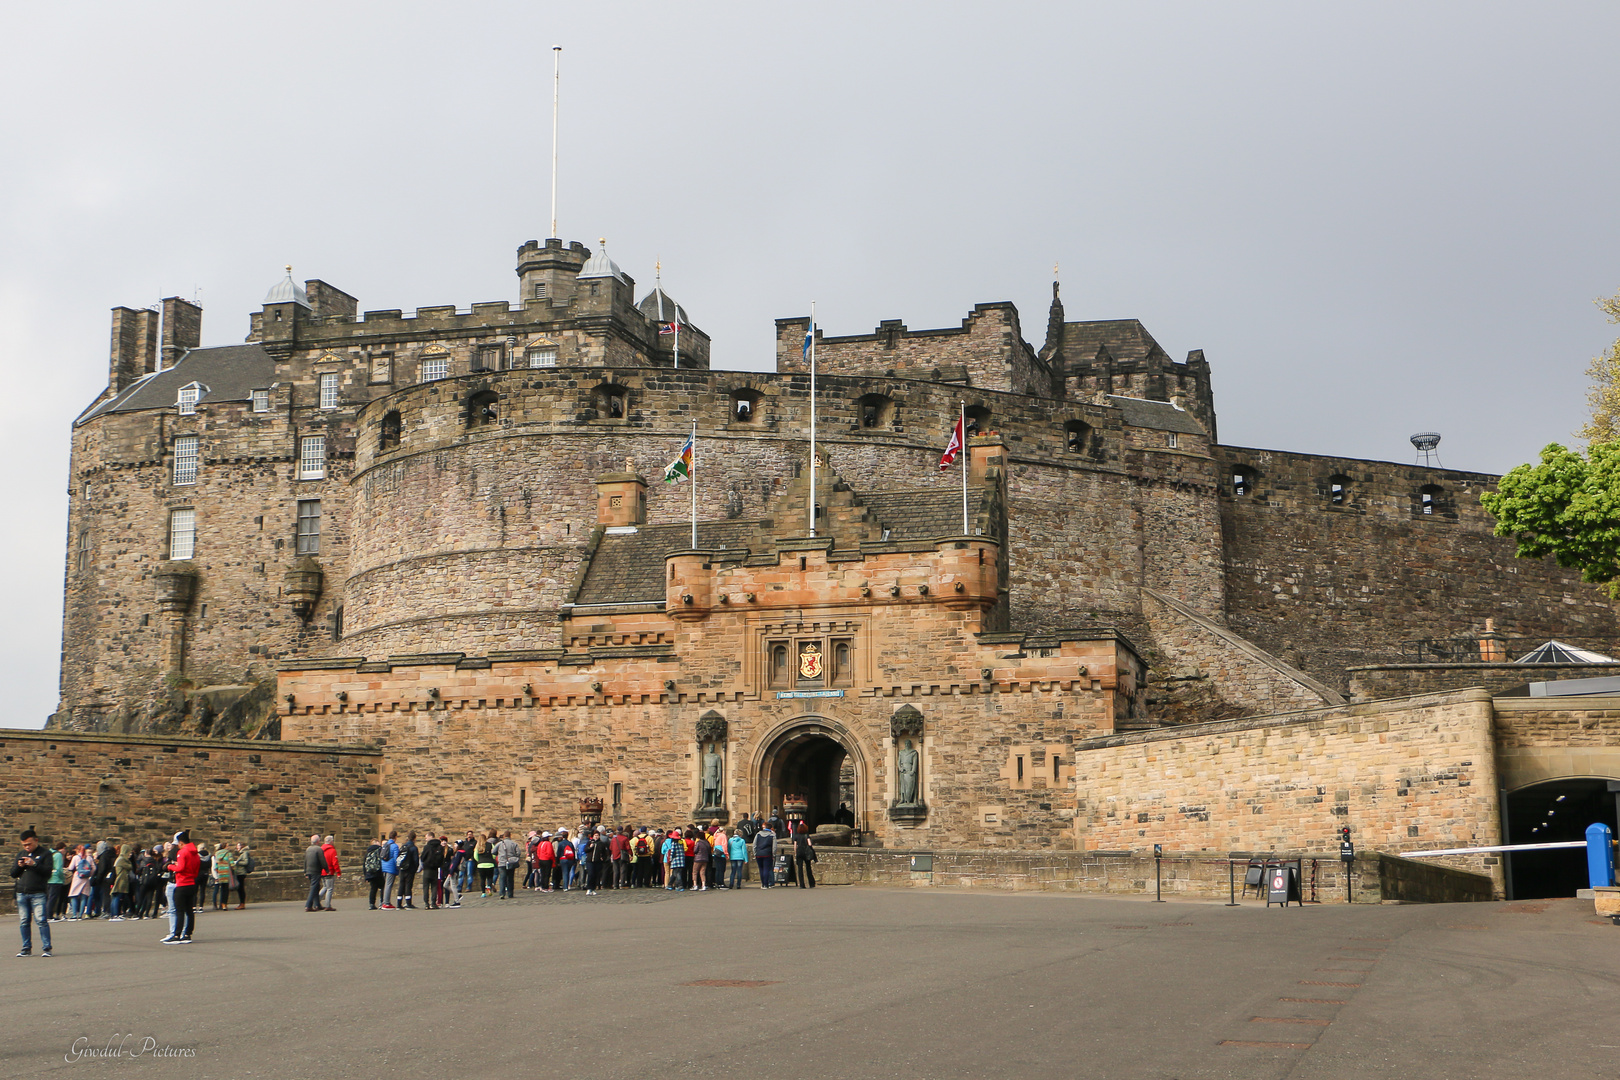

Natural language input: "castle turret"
[516,237,590,309]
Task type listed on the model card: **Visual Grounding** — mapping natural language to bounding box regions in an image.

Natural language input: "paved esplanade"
[6,888,1617,1078]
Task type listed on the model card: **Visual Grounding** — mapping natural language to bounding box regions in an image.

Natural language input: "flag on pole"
[938,415,964,471]
[659,321,682,336]
[803,322,813,359]
[663,434,694,483]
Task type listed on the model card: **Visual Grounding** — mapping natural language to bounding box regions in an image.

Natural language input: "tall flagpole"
[960,401,969,535]
[690,420,698,549]
[550,47,561,238]
[809,302,817,538]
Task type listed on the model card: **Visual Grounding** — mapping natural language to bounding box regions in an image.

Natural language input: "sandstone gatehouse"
[28,232,1620,900]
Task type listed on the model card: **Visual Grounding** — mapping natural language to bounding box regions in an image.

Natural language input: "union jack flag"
[660,321,681,335]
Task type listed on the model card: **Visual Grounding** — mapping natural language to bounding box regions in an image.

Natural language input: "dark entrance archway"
[1505,778,1620,899]
[755,720,865,833]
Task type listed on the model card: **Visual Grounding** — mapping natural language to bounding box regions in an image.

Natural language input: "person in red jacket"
[320,836,341,911]
[164,831,200,944]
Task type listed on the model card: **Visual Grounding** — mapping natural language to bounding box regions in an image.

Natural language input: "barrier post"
[1227,860,1238,907]
[1153,844,1164,902]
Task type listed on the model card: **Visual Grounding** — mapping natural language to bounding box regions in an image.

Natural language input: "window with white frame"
[298,435,326,480]
[420,356,448,382]
[251,389,269,413]
[173,435,199,485]
[527,347,557,368]
[296,499,321,555]
[177,385,199,415]
[168,508,196,561]
[319,373,339,410]
[1165,432,1179,449]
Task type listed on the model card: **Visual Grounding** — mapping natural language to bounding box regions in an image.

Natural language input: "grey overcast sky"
[3,2,1618,728]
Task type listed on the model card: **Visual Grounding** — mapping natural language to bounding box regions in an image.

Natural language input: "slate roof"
[571,487,993,606]
[573,521,762,606]
[1060,319,1167,364]
[1105,395,1207,436]
[859,488,991,540]
[78,344,276,425]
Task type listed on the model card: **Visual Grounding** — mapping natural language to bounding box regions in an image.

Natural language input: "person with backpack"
[438,835,461,908]
[362,836,385,909]
[754,821,776,888]
[794,827,818,889]
[379,831,400,909]
[710,825,728,890]
[396,831,420,909]
[735,814,759,885]
[421,836,444,908]
[554,829,575,891]
[662,830,686,892]
[609,827,629,890]
[47,841,69,921]
[455,831,476,895]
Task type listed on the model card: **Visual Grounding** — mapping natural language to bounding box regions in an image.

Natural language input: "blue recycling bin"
[1587,823,1615,888]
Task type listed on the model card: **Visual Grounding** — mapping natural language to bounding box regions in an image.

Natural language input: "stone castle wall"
[1216,446,1620,691]
[1492,696,1620,793]
[0,730,379,872]
[1069,689,1505,891]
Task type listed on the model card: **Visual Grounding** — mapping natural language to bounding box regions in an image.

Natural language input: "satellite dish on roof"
[1410,432,1442,467]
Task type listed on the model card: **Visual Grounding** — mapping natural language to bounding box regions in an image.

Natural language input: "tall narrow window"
[296,499,321,555]
[319,372,339,410]
[527,347,557,368]
[77,530,91,574]
[1165,432,1179,449]
[177,385,199,415]
[612,782,623,808]
[251,389,269,413]
[298,435,326,480]
[768,641,790,688]
[420,356,448,382]
[169,508,196,561]
[379,410,402,452]
[173,435,199,485]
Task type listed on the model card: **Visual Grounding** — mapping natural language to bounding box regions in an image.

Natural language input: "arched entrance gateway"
[754,718,868,834]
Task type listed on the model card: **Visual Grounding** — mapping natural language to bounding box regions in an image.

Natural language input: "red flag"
[938,415,964,471]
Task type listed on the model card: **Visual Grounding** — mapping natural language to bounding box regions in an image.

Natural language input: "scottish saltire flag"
[659,321,681,336]
[803,321,813,359]
[663,434,694,483]
[938,415,964,471]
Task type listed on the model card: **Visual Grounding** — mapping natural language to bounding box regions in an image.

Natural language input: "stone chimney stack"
[1478,618,1507,663]
[595,470,647,528]
[160,297,203,369]
[108,306,159,392]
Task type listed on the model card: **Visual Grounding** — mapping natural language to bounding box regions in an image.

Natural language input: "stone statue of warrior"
[702,743,723,807]
[896,739,919,805]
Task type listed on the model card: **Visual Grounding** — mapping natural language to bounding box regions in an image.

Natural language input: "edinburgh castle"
[28,233,1620,896]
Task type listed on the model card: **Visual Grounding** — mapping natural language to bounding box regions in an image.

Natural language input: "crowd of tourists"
[10,827,244,956]
[13,809,836,956]
[352,810,821,910]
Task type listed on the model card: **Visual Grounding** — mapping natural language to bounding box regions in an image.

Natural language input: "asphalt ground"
[4,884,1618,1080]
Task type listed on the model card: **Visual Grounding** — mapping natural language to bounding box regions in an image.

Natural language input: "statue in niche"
[701,742,724,808]
[896,738,920,806]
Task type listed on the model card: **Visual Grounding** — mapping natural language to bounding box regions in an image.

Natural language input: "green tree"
[1481,441,1620,597]
[1578,290,1620,445]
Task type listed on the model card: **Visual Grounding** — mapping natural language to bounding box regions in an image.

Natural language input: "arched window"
[964,405,991,436]
[1328,474,1351,505]
[379,410,402,452]
[1064,420,1091,454]
[857,393,895,430]
[467,389,499,428]
[769,641,790,688]
[1231,465,1257,497]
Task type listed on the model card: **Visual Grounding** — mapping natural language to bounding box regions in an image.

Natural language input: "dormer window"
[177,385,199,415]
[251,389,269,413]
[1165,432,1179,449]
[527,346,557,368]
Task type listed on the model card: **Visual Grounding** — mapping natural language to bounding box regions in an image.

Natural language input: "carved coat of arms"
[798,642,822,679]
